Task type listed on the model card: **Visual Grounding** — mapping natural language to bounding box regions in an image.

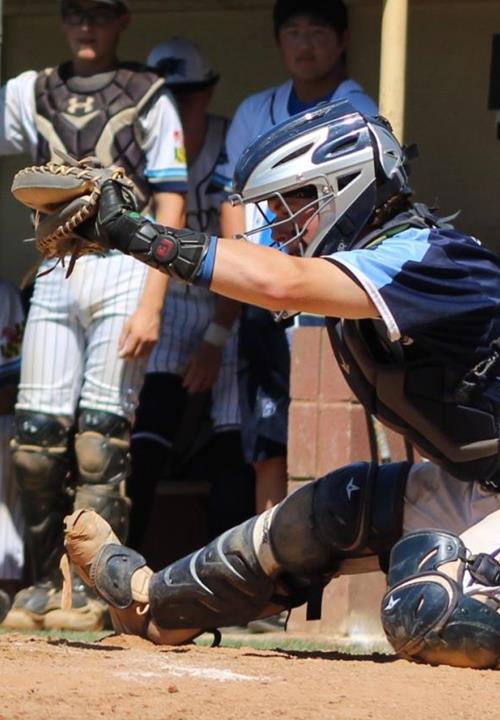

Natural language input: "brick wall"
[288,326,409,479]
[286,326,409,641]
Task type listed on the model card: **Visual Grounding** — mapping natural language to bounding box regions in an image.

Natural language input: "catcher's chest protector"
[327,317,500,487]
[34,63,165,209]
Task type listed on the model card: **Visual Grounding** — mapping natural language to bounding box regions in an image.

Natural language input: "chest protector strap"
[330,319,500,486]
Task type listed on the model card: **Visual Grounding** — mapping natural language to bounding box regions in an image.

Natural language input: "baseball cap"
[147,38,219,93]
[273,0,348,38]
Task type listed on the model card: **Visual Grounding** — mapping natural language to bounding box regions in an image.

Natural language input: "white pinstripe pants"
[16,252,148,423]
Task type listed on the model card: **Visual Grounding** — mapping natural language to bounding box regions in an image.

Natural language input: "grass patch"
[0,627,393,656]
[196,632,393,655]
[0,628,113,643]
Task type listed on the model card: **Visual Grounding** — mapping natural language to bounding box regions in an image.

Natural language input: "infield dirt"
[0,633,498,720]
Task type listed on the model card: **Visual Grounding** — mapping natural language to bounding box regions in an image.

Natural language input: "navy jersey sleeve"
[325,227,500,344]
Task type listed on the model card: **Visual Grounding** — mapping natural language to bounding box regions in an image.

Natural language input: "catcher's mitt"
[11,152,136,276]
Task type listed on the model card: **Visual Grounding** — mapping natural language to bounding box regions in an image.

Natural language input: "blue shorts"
[238,305,289,463]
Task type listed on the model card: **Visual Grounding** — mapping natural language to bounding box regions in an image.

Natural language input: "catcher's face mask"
[232,100,410,259]
[230,184,331,257]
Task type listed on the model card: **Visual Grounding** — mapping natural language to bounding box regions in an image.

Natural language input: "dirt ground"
[0,633,498,720]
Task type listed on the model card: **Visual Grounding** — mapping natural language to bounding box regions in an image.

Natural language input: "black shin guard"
[93,462,410,635]
[149,516,274,630]
[11,411,71,583]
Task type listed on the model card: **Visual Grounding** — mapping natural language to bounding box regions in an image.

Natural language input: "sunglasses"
[61,6,123,27]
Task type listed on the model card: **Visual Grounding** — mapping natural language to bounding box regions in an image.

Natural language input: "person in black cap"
[0,0,187,631]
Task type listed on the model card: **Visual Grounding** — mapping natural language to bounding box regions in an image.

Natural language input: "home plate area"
[0,634,498,720]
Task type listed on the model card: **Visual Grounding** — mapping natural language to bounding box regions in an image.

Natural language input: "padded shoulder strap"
[357,203,447,250]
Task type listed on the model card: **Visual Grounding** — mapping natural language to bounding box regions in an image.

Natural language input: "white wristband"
[203,321,231,347]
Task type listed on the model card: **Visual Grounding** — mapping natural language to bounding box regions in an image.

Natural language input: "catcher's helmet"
[232,99,411,257]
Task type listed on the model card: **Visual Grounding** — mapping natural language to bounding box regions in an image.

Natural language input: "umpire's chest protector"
[34,62,165,209]
[326,317,500,488]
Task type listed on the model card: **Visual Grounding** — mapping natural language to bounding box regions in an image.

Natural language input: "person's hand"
[182,341,223,394]
[118,305,161,360]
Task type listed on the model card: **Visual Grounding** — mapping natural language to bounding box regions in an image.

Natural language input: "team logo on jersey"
[175,146,187,164]
[260,398,276,419]
[67,96,95,116]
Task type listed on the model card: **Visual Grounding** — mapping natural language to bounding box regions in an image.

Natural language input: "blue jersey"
[327,225,500,388]
[325,222,500,483]
[329,228,500,357]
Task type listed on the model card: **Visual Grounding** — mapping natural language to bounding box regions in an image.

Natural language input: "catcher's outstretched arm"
[98,183,377,320]
[10,166,374,319]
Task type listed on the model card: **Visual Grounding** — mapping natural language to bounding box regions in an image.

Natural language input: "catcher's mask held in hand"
[11,152,137,277]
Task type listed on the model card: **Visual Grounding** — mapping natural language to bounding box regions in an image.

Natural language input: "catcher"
[12,100,500,668]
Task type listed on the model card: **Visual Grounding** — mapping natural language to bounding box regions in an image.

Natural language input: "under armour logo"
[67,95,95,115]
[345,477,360,500]
[384,595,400,612]
[338,353,350,375]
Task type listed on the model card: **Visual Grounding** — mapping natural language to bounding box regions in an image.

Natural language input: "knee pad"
[149,516,275,630]
[270,461,410,579]
[75,410,130,485]
[11,411,70,496]
[74,410,131,541]
[381,530,500,669]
